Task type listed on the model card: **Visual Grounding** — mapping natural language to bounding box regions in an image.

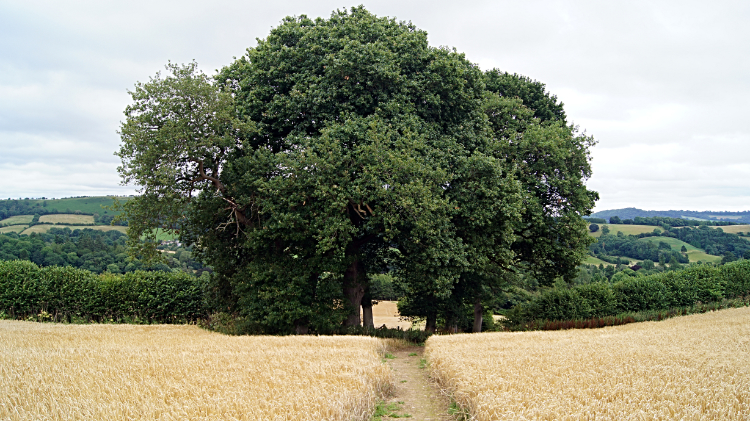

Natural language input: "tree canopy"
[116,6,598,334]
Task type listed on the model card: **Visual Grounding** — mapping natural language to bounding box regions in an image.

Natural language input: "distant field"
[20,225,127,235]
[427,307,750,420]
[686,250,723,264]
[0,215,33,225]
[583,256,640,266]
[584,255,613,266]
[711,224,750,235]
[0,225,26,234]
[589,224,659,238]
[638,236,700,251]
[637,237,722,263]
[0,322,391,421]
[151,228,178,241]
[707,215,744,220]
[7,196,127,215]
[39,214,95,224]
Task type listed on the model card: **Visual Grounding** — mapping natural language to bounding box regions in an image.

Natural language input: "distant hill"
[591,208,750,224]
[0,196,129,218]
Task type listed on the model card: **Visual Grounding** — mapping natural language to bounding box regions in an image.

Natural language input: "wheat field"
[427,307,750,420]
[0,322,392,421]
[39,214,95,224]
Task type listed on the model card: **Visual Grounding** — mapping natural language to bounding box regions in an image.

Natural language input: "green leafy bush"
[0,260,208,323]
[506,260,750,329]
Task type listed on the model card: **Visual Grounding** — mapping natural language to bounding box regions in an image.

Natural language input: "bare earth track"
[380,346,454,420]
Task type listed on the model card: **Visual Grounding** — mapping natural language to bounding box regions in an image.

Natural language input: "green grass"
[685,250,722,264]
[589,224,661,238]
[637,237,722,263]
[710,224,750,235]
[0,215,33,225]
[584,256,615,266]
[147,228,178,242]
[0,225,27,234]
[38,214,95,224]
[371,401,411,420]
[638,236,700,252]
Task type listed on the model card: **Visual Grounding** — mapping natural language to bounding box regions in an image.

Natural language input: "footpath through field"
[378,346,454,420]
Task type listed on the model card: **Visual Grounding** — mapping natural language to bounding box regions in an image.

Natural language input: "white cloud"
[0,0,749,211]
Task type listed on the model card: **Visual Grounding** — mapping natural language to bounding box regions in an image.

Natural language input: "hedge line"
[507,259,750,328]
[0,260,209,323]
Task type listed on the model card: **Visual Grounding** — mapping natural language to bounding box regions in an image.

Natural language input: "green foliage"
[115,6,597,333]
[589,223,599,233]
[0,228,205,275]
[0,260,209,322]
[369,273,399,301]
[505,260,750,329]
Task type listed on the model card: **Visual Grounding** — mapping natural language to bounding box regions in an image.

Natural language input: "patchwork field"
[637,236,722,263]
[589,224,659,238]
[712,224,750,235]
[686,250,723,264]
[0,215,33,226]
[638,236,699,251]
[19,224,127,235]
[427,307,750,420]
[0,225,26,234]
[39,214,95,224]
[0,322,391,421]
[584,255,614,266]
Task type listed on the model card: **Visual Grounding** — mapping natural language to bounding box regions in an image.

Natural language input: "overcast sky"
[1,1,748,212]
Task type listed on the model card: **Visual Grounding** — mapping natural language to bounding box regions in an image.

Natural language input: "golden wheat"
[0,322,392,421]
[427,307,750,420]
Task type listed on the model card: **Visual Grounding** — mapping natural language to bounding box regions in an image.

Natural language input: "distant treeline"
[589,207,750,223]
[0,228,206,276]
[0,198,126,225]
[590,225,750,264]
[585,215,737,227]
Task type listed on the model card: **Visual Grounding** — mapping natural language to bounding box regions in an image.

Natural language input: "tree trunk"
[362,286,374,329]
[473,296,483,333]
[343,258,366,327]
[294,322,309,335]
[425,313,437,333]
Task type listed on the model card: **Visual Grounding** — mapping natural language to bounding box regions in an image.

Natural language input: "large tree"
[116,7,597,334]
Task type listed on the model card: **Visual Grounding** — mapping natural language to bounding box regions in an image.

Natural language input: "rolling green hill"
[636,236,721,263]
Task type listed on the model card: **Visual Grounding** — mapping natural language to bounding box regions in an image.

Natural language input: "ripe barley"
[0,322,392,421]
[427,307,750,420]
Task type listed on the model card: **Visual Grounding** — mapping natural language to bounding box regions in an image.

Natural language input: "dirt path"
[375,346,455,420]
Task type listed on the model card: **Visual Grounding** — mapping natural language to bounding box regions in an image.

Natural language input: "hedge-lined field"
[0,321,391,421]
[38,214,95,224]
[506,259,750,329]
[0,260,208,323]
[428,307,750,420]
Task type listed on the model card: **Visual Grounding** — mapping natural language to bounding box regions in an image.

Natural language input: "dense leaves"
[507,259,750,327]
[116,7,598,333]
[0,260,209,322]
